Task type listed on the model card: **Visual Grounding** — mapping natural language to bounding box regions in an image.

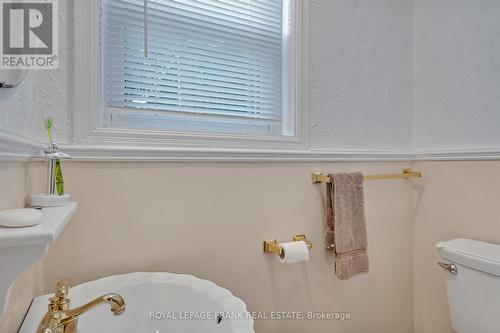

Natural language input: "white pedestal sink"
[20,272,255,333]
[0,202,77,316]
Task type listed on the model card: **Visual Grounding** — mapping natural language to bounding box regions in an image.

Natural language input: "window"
[101,0,297,136]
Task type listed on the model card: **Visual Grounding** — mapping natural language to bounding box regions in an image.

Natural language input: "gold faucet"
[37,279,126,333]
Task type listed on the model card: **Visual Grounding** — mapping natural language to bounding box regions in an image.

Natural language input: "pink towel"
[325,172,369,280]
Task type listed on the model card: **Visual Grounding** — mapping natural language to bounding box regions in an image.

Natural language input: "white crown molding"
[0,130,45,161]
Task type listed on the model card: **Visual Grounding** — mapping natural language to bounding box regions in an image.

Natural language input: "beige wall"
[42,161,415,333]
[412,161,500,333]
[0,162,45,333]
[4,160,499,333]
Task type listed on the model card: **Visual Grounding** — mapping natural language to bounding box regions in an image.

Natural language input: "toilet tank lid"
[436,239,500,276]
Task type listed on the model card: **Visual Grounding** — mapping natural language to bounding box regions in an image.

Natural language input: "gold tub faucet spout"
[37,279,126,333]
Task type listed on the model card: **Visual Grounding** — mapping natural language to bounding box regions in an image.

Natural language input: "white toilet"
[436,238,500,333]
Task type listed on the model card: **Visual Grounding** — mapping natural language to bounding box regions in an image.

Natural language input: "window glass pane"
[102,0,283,135]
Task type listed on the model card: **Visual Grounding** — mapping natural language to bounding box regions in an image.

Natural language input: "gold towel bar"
[311,168,422,184]
[263,234,312,257]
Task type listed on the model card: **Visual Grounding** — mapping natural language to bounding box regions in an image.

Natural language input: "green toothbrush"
[45,116,54,144]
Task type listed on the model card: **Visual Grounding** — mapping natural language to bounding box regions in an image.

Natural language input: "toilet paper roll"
[279,241,310,264]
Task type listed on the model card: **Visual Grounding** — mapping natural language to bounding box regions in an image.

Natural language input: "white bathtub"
[20,272,255,333]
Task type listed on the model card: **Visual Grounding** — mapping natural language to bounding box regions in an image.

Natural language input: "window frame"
[74,0,310,155]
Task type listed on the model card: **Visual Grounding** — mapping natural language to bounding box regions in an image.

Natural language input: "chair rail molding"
[57,144,415,162]
[56,144,500,162]
[413,148,500,161]
[0,130,44,161]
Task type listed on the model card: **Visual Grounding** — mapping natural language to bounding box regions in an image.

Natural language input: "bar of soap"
[0,208,43,227]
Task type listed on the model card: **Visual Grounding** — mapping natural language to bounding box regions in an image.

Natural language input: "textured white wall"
[413,0,500,152]
[310,0,413,151]
[0,0,415,152]
[0,0,499,152]
[0,0,73,143]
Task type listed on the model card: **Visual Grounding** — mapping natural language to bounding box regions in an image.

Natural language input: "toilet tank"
[436,239,500,333]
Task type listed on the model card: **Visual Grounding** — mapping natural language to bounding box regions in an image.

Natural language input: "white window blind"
[102,0,285,135]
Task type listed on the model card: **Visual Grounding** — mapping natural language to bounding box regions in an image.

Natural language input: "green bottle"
[45,117,64,195]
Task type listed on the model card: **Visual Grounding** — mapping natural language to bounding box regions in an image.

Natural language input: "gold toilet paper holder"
[263,234,312,256]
